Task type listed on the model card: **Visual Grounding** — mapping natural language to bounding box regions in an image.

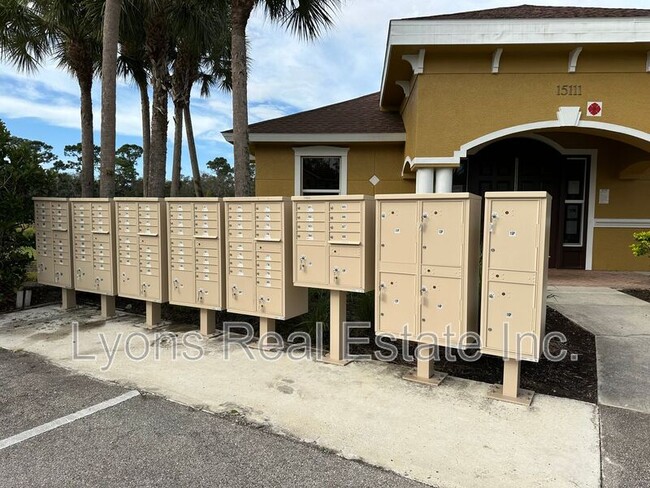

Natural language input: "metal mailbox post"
[166,198,226,335]
[33,197,76,309]
[481,191,552,405]
[291,195,375,364]
[224,197,307,346]
[70,198,117,317]
[374,193,482,384]
[114,198,168,327]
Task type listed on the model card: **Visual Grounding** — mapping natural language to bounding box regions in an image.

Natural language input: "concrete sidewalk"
[0,304,599,488]
[548,286,650,488]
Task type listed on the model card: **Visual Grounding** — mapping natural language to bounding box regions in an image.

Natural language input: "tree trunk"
[170,102,183,196]
[148,79,168,197]
[231,1,255,197]
[138,79,151,197]
[145,13,170,198]
[184,103,203,197]
[78,76,94,197]
[99,0,122,198]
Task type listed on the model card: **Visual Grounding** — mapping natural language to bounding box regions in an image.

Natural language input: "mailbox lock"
[198,289,204,302]
[141,284,147,295]
[173,278,180,289]
[299,255,307,270]
[420,286,427,295]
[231,285,238,297]
[95,277,101,288]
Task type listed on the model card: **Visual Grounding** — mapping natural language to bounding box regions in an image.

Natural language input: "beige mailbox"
[374,194,481,349]
[115,198,168,326]
[480,191,551,406]
[480,192,551,362]
[224,197,307,345]
[70,198,117,316]
[291,195,374,292]
[33,197,76,308]
[166,197,225,335]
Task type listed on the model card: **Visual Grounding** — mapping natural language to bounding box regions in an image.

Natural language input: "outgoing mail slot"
[488,270,536,285]
[421,266,462,279]
[330,245,361,258]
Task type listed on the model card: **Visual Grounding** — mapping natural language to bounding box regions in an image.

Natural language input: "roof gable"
[407,5,650,21]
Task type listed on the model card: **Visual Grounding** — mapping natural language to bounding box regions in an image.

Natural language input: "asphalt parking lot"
[0,348,425,487]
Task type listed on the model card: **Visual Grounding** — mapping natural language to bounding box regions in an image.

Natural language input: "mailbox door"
[330,255,362,290]
[170,269,195,305]
[92,267,112,293]
[377,272,417,338]
[295,244,328,285]
[484,281,537,358]
[74,261,93,290]
[378,201,418,265]
[196,280,221,309]
[487,199,541,272]
[421,200,465,268]
[140,273,161,301]
[229,275,255,312]
[119,264,139,297]
[420,276,463,344]
[257,287,283,316]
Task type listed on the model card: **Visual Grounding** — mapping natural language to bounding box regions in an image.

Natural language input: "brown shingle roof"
[407,4,650,21]
[223,93,404,136]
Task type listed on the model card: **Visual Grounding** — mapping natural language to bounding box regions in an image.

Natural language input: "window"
[294,146,348,196]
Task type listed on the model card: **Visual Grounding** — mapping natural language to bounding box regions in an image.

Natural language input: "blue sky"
[1,0,647,177]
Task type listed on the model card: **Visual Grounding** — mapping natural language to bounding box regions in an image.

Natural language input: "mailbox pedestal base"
[100,295,116,318]
[251,317,281,350]
[199,309,216,336]
[487,358,534,406]
[61,288,76,310]
[145,302,161,328]
[403,346,447,385]
[320,290,352,366]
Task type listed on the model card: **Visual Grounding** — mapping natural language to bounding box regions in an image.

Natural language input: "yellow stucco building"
[223,5,650,271]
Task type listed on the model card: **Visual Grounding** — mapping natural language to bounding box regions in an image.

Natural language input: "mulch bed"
[619,288,650,304]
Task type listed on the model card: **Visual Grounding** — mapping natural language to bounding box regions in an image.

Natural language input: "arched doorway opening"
[453,137,590,269]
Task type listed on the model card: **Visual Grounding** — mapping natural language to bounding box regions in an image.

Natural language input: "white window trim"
[293,146,349,197]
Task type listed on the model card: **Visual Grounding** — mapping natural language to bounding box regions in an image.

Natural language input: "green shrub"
[631,231,650,258]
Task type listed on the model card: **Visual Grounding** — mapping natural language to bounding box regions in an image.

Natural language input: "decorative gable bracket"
[402,49,425,75]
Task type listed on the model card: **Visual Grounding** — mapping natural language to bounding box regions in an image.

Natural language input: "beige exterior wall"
[253,143,414,197]
[403,46,650,161]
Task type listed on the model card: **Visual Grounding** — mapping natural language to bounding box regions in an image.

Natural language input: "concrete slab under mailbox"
[0,305,600,488]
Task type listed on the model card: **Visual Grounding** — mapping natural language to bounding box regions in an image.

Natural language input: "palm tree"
[1,0,101,197]
[229,0,340,196]
[99,0,122,198]
[169,2,230,197]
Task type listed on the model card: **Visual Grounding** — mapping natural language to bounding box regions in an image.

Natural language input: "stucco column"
[435,168,453,193]
[415,168,435,194]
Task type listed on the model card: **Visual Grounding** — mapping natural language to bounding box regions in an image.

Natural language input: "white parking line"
[0,390,140,451]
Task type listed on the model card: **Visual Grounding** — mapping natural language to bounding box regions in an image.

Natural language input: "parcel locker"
[33,198,74,289]
[70,198,117,295]
[374,194,481,348]
[291,195,375,293]
[480,192,551,361]
[224,197,307,320]
[165,198,225,310]
[114,198,168,303]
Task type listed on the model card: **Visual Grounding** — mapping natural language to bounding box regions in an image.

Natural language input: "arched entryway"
[452,137,590,269]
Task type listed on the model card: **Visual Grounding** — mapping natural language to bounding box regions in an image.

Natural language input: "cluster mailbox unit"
[480,191,552,405]
[114,198,168,326]
[374,193,482,383]
[291,195,375,363]
[166,198,225,335]
[70,198,117,316]
[224,197,307,344]
[33,198,75,308]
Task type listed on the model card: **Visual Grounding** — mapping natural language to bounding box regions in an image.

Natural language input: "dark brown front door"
[458,137,589,269]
